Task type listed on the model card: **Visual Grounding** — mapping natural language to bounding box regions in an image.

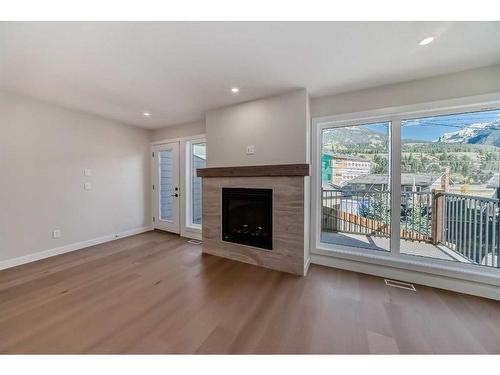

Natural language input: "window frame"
[185,137,206,232]
[311,93,500,284]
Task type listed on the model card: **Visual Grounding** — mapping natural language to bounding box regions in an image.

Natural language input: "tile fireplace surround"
[197,164,309,275]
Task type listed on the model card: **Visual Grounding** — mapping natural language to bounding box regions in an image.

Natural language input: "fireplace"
[221,188,272,250]
[198,164,308,275]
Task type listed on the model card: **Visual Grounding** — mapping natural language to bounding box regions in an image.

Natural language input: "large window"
[315,102,500,272]
[321,122,391,252]
[399,109,499,267]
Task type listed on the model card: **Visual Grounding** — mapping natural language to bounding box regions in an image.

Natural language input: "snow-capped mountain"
[435,119,500,146]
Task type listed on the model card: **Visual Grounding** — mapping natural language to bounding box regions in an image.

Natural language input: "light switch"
[246,145,255,155]
[84,168,92,177]
[84,182,92,191]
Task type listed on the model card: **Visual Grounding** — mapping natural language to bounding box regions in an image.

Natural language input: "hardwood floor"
[1,230,499,354]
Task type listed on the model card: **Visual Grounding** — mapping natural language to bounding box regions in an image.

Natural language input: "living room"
[1,1,499,372]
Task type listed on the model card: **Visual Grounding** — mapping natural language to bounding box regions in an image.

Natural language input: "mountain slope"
[322,126,387,148]
[436,119,500,146]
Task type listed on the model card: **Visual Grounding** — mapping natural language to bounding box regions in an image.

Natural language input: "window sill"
[312,243,500,288]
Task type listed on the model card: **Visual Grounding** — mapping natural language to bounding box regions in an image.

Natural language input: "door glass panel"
[159,149,174,221]
[321,122,391,252]
[400,109,500,268]
[191,142,206,225]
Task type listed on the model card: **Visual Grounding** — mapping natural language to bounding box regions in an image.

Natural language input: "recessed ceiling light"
[143,112,151,117]
[419,36,435,46]
[231,87,239,93]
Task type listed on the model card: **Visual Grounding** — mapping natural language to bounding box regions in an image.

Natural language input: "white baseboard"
[0,226,153,271]
[311,253,500,301]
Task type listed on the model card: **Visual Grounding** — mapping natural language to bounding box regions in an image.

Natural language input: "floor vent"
[384,279,416,291]
[187,240,202,245]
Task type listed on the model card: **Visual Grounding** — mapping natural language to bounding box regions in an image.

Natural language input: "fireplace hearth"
[221,188,272,250]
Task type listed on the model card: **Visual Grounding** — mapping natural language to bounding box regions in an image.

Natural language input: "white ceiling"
[1,22,499,129]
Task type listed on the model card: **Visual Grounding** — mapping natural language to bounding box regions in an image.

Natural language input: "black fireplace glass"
[221,188,272,250]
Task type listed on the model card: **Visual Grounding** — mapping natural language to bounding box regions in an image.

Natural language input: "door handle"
[171,193,179,197]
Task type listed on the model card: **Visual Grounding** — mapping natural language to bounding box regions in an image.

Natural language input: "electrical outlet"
[84,182,92,191]
[246,145,255,155]
[84,168,92,177]
[52,229,62,239]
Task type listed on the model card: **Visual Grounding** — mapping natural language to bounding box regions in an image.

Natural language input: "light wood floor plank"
[0,230,499,354]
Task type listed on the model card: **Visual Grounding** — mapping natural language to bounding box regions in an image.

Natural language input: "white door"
[153,142,180,233]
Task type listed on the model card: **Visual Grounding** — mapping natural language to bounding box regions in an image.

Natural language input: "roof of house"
[322,182,337,190]
[346,173,443,186]
[193,153,206,161]
[486,173,499,188]
[322,152,370,162]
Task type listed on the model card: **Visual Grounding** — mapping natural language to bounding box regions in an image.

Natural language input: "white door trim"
[181,136,206,240]
[151,133,206,146]
[152,142,180,234]
[151,134,206,240]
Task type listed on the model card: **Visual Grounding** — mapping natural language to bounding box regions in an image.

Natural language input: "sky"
[361,109,500,142]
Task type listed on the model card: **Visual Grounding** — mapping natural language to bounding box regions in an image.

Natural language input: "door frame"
[152,142,180,234]
[152,133,206,240]
[183,136,207,238]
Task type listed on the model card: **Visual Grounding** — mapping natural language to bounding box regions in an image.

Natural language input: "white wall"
[151,120,206,142]
[0,92,152,264]
[311,65,500,118]
[206,89,309,167]
[304,94,311,272]
[3,64,498,270]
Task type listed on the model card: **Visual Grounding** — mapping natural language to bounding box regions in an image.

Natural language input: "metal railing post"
[432,189,444,245]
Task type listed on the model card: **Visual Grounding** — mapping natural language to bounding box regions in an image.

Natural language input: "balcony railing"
[438,192,499,267]
[322,190,391,237]
[322,189,500,268]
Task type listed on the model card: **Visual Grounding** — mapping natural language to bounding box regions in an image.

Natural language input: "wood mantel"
[197,163,309,178]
